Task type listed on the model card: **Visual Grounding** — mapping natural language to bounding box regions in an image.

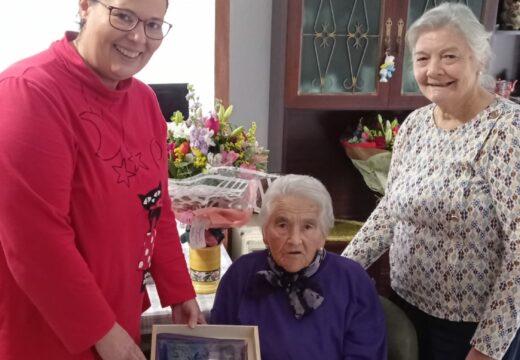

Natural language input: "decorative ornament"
[379,51,396,83]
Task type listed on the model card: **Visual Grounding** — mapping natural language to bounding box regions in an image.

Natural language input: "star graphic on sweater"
[112,159,136,186]
[128,152,149,171]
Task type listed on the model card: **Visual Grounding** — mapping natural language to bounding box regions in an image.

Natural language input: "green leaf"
[223,105,234,121]
[377,114,384,128]
[231,126,244,137]
[385,126,393,144]
[218,104,225,122]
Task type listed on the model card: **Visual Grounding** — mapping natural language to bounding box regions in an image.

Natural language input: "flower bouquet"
[167,85,268,180]
[166,85,273,293]
[340,115,400,195]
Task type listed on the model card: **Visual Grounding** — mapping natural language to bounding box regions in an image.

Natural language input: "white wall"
[140,0,214,110]
[229,0,272,148]
[0,0,276,146]
[489,33,520,82]
[0,0,214,112]
[0,2,78,67]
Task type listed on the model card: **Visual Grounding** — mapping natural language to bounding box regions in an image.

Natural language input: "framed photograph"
[151,324,261,360]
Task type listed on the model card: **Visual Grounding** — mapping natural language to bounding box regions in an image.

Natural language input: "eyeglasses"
[93,0,172,40]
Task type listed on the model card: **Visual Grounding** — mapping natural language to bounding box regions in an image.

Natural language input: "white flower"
[168,122,191,140]
[206,153,223,168]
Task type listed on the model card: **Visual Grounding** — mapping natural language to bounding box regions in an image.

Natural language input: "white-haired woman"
[343,3,520,360]
[211,174,387,360]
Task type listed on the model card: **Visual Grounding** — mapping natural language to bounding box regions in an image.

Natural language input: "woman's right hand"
[465,347,494,360]
[94,323,146,360]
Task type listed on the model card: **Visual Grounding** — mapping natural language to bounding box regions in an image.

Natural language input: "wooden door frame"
[215,0,230,105]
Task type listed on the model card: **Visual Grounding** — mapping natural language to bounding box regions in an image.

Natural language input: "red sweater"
[0,33,195,359]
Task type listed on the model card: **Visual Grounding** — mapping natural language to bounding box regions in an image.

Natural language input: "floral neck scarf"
[256,249,326,319]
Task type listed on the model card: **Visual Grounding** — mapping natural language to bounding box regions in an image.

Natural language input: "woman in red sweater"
[0,0,203,359]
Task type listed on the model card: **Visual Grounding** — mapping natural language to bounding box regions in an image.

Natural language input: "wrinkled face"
[263,195,326,273]
[77,0,167,88]
[412,27,480,109]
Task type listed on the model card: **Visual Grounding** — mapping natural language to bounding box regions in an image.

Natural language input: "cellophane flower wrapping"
[340,115,400,195]
[168,166,278,248]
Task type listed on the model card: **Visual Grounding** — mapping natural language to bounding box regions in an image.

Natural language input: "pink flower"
[252,153,268,165]
[203,113,220,134]
[221,151,239,166]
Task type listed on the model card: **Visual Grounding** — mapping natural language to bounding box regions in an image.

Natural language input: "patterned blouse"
[343,95,520,359]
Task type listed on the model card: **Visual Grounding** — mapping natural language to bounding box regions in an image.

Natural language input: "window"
[0,0,214,110]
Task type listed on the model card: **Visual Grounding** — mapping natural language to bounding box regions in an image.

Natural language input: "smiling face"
[263,195,326,273]
[412,26,481,111]
[76,0,167,88]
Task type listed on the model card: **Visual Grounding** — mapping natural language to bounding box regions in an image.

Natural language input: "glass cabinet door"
[401,0,484,94]
[299,0,383,94]
[284,0,494,109]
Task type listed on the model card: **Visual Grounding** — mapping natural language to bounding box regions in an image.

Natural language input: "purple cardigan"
[210,250,387,360]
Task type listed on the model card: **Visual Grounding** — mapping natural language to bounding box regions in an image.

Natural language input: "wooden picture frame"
[151,324,261,360]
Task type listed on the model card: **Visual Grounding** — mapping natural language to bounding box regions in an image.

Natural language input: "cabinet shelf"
[494,30,520,35]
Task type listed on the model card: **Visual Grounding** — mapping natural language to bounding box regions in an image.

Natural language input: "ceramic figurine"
[379,54,396,82]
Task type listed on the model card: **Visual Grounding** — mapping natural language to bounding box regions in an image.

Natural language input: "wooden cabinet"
[268,0,502,220]
[284,0,498,110]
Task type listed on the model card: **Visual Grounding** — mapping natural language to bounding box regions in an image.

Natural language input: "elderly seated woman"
[210,174,387,359]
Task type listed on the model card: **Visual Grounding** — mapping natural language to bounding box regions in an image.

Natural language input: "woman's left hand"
[465,347,494,360]
[171,298,207,327]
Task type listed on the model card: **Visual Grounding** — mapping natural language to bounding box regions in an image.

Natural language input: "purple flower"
[189,126,215,154]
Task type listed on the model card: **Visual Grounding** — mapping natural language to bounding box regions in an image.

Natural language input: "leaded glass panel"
[300,0,382,94]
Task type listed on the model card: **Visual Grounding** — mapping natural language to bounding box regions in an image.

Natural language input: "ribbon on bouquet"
[188,208,253,248]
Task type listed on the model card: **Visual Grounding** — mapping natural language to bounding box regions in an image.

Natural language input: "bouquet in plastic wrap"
[166,85,271,248]
[168,166,277,294]
[168,166,277,249]
[166,87,274,293]
[340,115,400,195]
